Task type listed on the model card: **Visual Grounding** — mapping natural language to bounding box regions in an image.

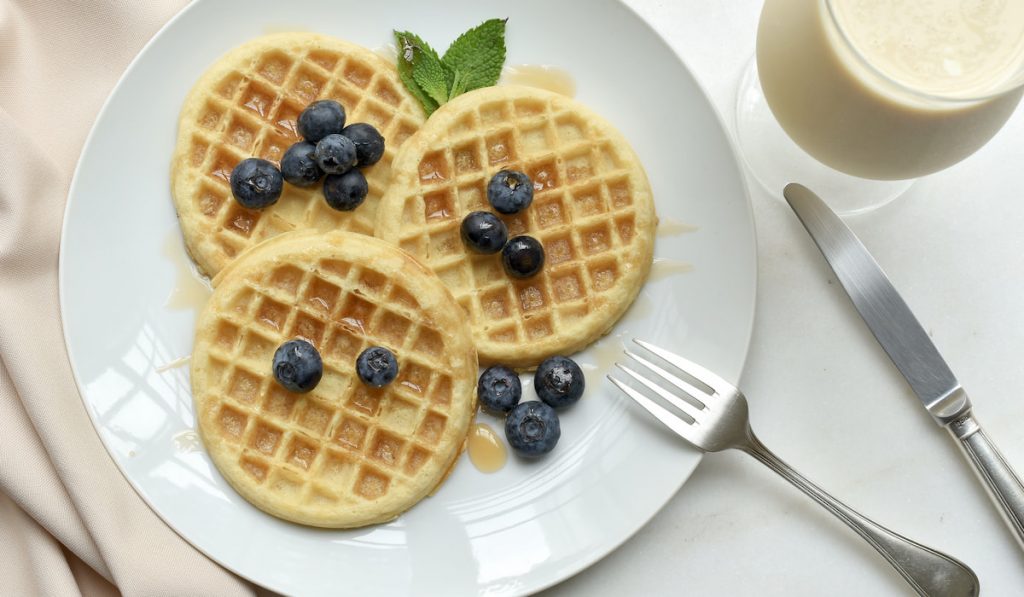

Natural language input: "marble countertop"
[545,1,1024,594]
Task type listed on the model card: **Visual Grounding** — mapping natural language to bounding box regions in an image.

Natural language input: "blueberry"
[534,356,585,409]
[280,141,324,187]
[487,170,534,214]
[460,211,508,254]
[323,169,368,211]
[505,401,560,457]
[501,236,545,278]
[314,134,358,174]
[272,339,323,393]
[342,123,386,167]
[356,346,398,387]
[477,365,522,414]
[229,158,283,209]
[297,100,346,143]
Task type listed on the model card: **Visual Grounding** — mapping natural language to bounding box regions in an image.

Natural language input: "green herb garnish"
[395,18,508,116]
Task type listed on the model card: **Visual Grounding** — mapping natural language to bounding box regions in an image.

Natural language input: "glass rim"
[822,0,1024,103]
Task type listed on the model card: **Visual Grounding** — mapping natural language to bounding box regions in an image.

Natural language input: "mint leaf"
[410,44,451,105]
[394,31,440,115]
[449,69,469,99]
[394,19,509,115]
[442,18,507,93]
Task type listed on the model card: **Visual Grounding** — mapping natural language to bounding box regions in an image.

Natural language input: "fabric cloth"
[0,1,256,594]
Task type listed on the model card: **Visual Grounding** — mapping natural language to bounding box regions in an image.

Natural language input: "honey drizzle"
[467,423,507,473]
[163,232,212,311]
[658,217,698,237]
[500,65,577,98]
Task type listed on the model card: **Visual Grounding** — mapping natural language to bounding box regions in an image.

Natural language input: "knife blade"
[785,182,1024,551]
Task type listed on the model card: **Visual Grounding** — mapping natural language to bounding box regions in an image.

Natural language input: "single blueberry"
[460,211,509,254]
[356,346,399,388]
[487,170,534,214]
[505,401,560,457]
[280,141,324,187]
[229,158,283,209]
[272,339,323,393]
[341,123,386,166]
[323,169,368,211]
[501,236,545,278]
[534,356,585,409]
[297,100,346,143]
[477,365,522,414]
[314,134,358,174]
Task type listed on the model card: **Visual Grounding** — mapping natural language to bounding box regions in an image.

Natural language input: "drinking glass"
[737,0,1024,215]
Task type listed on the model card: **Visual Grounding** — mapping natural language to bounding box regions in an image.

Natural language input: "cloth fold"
[0,1,255,594]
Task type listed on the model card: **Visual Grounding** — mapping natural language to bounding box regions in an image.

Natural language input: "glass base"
[735,58,913,216]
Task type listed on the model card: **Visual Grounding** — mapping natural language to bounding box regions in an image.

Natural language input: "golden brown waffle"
[191,231,477,528]
[376,86,657,369]
[171,33,425,277]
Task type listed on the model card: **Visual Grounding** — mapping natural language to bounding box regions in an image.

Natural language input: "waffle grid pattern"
[381,90,654,364]
[175,36,424,275]
[197,258,462,517]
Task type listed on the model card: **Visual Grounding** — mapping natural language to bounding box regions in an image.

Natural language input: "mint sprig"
[394,31,440,114]
[395,18,508,116]
[442,19,507,94]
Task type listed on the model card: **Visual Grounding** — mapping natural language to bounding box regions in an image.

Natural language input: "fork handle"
[741,432,978,597]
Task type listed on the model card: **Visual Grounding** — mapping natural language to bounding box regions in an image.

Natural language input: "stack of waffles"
[171,33,656,527]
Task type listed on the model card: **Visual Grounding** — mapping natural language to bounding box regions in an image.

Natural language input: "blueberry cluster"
[461,170,545,279]
[271,339,398,393]
[477,356,585,458]
[229,99,385,212]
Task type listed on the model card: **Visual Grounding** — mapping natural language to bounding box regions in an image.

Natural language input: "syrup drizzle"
[173,429,201,454]
[650,258,694,281]
[163,232,212,311]
[467,423,507,473]
[156,354,192,373]
[657,217,698,237]
[501,65,577,98]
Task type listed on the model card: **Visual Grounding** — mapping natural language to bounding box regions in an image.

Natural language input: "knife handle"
[948,413,1024,549]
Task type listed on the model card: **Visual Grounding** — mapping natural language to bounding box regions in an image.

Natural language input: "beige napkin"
[0,1,255,594]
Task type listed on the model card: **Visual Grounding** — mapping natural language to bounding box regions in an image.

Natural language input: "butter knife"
[785,182,1024,550]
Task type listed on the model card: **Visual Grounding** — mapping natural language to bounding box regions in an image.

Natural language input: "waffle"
[375,86,657,368]
[171,33,425,277]
[191,230,477,528]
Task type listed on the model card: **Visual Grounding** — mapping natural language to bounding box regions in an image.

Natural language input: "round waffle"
[376,86,656,368]
[191,230,477,528]
[171,33,425,277]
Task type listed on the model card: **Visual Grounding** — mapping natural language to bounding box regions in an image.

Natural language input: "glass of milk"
[737,0,1024,214]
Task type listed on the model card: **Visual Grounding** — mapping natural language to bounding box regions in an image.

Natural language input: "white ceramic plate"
[59,0,756,594]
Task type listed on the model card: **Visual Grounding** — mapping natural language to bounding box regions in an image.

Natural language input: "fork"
[609,339,979,597]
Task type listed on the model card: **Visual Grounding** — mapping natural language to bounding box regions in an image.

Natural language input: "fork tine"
[623,350,712,407]
[633,339,731,394]
[607,375,695,439]
[615,363,706,421]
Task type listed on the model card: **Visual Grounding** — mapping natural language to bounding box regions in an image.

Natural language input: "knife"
[784,182,1024,550]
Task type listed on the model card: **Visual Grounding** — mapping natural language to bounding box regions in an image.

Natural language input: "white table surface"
[542,1,1024,595]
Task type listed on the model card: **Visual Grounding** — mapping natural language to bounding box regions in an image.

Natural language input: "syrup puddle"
[658,217,698,238]
[374,43,398,63]
[468,423,507,473]
[173,430,201,454]
[650,258,694,282]
[156,354,192,373]
[163,233,212,311]
[501,65,577,97]
[581,331,627,375]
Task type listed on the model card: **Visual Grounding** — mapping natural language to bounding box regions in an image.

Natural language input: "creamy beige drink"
[757,0,1024,180]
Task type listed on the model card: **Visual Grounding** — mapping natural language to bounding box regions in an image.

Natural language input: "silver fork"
[609,339,979,597]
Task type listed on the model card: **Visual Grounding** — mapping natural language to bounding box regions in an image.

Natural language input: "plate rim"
[57,0,758,594]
